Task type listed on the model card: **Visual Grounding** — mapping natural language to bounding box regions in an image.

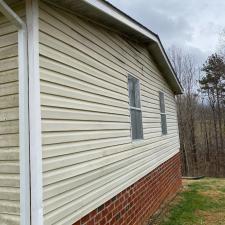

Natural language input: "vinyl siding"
[0,7,20,225]
[39,2,180,225]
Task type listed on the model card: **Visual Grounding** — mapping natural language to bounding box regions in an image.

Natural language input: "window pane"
[130,109,143,140]
[159,92,165,113]
[161,114,167,135]
[128,75,140,108]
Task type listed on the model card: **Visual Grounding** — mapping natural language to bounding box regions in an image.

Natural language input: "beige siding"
[0,10,20,225]
[39,3,180,225]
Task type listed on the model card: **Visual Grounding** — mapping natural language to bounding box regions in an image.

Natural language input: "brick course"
[73,152,181,225]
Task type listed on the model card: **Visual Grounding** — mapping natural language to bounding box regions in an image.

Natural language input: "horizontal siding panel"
[0,214,20,225]
[0,187,19,201]
[43,137,131,157]
[40,68,127,101]
[43,137,179,186]
[40,58,126,95]
[43,142,178,198]
[39,20,130,77]
[0,149,19,160]
[0,162,19,174]
[59,151,179,225]
[39,45,126,89]
[0,44,17,60]
[0,22,17,36]
[43,133,178,172]
[0,69,18,84]
[39,13,174,97]
[41,6,169,95]
[39,9,128,67]
[57,8,171,92]
[41,93,129,116]
[0,57,18,72]
[40,3,180,225]
[0,33,17,48]
[0,81,18,97]
[42,142,164,200]
[42,120,129,132]
[41,80,128,108]
[0,120,19,134]
[0,13,20,224]
[44,144,178,215]
[42,107,129,122]
[44,147,179,224]
[39,33,125,83]
[0,200,19,214]
[0,134,19,147]
[42,130,129,146]
[0,174,19,187]
[0,108,19,122]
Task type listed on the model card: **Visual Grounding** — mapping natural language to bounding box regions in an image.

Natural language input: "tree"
[168,47,199,176]
[200,54,225,152]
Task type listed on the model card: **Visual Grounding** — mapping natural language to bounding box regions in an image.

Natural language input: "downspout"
[0,1,30,225]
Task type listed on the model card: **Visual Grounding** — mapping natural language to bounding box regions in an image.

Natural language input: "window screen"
[159,92,167,135]
[128,75,143,140]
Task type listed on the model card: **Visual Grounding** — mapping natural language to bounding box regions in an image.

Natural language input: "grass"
[153,178,225,225]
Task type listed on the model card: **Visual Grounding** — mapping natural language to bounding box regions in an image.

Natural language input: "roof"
[48,0,183,94]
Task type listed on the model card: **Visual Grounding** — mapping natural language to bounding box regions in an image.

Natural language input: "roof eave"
[83,0,183,94]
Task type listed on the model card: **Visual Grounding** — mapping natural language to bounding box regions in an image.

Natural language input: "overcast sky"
[108,0,225,65]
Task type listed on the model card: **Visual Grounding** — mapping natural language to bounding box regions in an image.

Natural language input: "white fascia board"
[84,0,158,42]
[26,0,43,224]
[153,43,183,93]
[83,0,183,93]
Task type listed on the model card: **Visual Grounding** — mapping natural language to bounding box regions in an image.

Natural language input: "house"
[0,0,183,225]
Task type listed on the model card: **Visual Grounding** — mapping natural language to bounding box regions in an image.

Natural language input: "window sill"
[131,139,144,143]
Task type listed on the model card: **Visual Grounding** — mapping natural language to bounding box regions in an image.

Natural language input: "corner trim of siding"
[18,27,31,225]
[26,0,43,224]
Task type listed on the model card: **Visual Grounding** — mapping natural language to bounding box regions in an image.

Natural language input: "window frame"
[159,91,168,135]
[127,74,144,141]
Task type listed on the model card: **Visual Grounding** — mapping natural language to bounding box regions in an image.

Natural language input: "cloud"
[107,0,225,66]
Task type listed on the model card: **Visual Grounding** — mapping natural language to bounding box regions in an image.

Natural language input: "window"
[159,91,167,135]
[128,75,143,140]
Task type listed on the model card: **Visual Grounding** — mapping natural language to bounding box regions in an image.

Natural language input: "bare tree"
[168,46,199,176]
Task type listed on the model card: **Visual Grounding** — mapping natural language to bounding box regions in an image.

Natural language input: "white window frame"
[159,91,168,135]
[128,74,144,141]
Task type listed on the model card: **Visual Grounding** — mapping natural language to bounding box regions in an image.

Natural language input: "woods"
[170,45,225,177]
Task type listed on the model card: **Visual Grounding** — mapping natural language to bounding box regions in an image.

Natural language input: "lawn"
[154,178,225,225]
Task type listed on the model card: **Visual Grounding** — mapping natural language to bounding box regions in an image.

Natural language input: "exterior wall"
[39,2,180,225]
[73,153,181,225]
[0,3,22,224]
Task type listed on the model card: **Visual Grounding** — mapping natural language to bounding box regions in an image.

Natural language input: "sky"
[107,0,225,65]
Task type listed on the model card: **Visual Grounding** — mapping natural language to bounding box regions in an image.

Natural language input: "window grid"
[159,91,167,135]
[128,75,143,140]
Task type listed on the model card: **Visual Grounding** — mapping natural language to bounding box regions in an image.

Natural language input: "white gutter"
[0,1,30,225]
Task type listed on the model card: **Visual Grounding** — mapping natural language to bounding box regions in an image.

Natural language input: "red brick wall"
[73,152,181,225]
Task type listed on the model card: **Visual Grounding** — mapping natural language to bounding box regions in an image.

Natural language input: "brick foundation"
[73,152,181,225]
